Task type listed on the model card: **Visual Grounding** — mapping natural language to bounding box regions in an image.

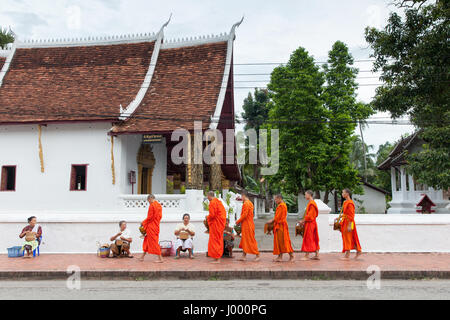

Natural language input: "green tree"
[241,88,270,133]
[0,27,15,49]
[240,89,271,204]
[365,0,450,189]
[266,47,329,196]
[349,135,376,182]
[374,141,394,192]
[320,41,374,203]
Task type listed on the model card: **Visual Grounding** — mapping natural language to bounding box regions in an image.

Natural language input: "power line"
[0,108,441,126]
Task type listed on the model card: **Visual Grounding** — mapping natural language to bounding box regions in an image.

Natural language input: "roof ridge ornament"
[118,14,172,121]
[16,28,160,48]
[209,16,244,130]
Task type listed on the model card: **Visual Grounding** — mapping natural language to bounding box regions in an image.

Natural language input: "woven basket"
[179,231,189,240]
[97,246,110,258]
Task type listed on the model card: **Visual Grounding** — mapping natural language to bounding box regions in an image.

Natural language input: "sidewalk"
[1,252,449,280]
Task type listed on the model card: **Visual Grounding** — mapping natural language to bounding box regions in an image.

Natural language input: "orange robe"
[207,198,227,259]
[236,200,259,255]
[301,200,320,252]
[273,202,293,255]
[341,199,362,252]
[142,200,162,255]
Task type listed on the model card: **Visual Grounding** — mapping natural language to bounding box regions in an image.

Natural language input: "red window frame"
[70,164,88,191]
[0,165,17,192]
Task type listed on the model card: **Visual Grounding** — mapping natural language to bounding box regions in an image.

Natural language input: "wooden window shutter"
[0,167,6,191]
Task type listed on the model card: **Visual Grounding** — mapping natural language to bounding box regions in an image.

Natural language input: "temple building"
[378,132,449,214]
[0,18,242,253]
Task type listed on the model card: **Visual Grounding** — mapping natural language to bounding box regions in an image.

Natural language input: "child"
[223,218,235,258]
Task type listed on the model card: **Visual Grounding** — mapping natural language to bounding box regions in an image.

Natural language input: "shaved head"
[207,191,215,198]
[147,194,155,200]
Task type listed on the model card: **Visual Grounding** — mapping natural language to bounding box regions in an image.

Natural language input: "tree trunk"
[323,190,330,205]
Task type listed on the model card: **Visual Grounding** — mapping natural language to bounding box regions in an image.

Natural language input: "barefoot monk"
[235,191,260,262]
[139,194,163,263]
[268,194,294,262]
[340,189,362,260]
[206,191,227,264]
[300,190,320,261]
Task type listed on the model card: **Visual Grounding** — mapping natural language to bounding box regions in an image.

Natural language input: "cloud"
[0,11,48,37]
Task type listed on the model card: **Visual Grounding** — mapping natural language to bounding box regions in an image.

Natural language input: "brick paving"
[1,252,449,280]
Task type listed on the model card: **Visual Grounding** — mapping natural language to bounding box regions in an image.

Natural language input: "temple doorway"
[137,144,155,194]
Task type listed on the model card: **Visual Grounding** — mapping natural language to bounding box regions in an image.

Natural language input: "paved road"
[0,280,449,300]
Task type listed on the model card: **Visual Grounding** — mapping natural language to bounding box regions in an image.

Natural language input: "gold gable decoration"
[111,136,116,185]
[38,125,44,173]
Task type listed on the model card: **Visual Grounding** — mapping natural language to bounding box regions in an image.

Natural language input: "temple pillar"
[400,166,407,200]
[210,163,222,192]
[186,133,203,190]
[391,167,397,194]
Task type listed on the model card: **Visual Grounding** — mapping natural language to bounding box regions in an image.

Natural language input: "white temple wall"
[151,139,167,194]
[0,122,121,213]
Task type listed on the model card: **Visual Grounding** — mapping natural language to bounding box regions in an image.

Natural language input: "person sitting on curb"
[174,213,195,259]
[110,220,133,258]
[223,218,235,258]
[19,216,42,258]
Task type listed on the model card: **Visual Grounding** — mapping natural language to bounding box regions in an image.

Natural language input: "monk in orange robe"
[340,189,362,260]
[268,194,294,262]
[300,190,320,261]
[139,194,163,263]
[206,191,227,264]
[235,191,260,262]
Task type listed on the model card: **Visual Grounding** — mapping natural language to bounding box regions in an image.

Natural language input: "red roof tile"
[112,41,228,133]
[0,57,5,70]
[0,42,155,123]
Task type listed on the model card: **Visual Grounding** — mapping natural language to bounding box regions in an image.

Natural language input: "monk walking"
[235,191,260,262]
[340,189,362,260]
[139,194,163,263]
[268,194,294,262]
[300,190,320,261]
[206,191,227,264]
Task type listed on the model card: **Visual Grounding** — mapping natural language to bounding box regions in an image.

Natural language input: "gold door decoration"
[137,144,156,194]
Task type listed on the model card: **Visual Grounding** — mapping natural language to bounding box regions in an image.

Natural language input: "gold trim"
[38,125,44,173]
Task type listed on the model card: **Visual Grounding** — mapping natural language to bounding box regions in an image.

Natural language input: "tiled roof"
[377,132,420,170]
[0,57,5,70]
[0,41,155,123]
[111,41,228,133]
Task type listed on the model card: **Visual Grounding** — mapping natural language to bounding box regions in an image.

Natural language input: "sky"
[0,0,415,151]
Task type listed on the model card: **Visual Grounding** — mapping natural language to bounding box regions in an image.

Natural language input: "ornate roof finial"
[229,15,244,41]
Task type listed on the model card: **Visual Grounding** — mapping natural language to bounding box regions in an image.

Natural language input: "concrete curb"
[1,269,449,280]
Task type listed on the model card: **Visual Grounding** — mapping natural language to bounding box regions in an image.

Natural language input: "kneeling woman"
[174,214,196,259]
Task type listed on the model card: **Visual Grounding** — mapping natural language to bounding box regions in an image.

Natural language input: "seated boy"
[19,216,42,258]
[174,213,195,259]
[223,218,235,258]
[110,220,133,258]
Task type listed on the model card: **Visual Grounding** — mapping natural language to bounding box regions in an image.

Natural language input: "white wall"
[0,123,121,212]
[317,213,450,253]
[151,139,167,194]
[353,185,387,214]
[118,135,167,195]
[0,212,210,254]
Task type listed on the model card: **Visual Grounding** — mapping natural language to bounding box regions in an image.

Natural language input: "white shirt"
[175,223,195,238]
[119,228,132,241]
